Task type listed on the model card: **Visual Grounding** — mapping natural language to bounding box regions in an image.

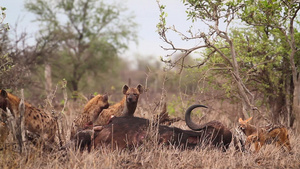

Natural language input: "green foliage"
[167,94,186,116]
[183,0,226,22]
[0,54,16,89]
[0,8,13,88]
[0,6,9,31]
[239,0,299,27]
[157,4,167,26]
[204,26,290,100]
[0,54,13,75]
[167,100,176,116]
[157,0,299,124]
[25,0,138,92]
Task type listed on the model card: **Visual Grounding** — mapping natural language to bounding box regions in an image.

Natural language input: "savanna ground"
[0,90,300,169]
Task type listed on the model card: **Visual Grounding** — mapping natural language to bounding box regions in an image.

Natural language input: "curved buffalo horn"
[185,104,208,131]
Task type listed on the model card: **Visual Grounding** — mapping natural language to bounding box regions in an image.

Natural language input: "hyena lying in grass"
[0,89,58,145]
[93,84,143,126]
[238,117,292,153]
[73,104,234,152]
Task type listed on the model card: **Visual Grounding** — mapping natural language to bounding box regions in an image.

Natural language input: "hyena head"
[122,84,143,104]
[83,94,110,122]
[238,117,253,133]
[0,90,9,112]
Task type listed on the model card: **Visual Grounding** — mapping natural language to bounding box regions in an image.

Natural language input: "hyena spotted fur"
[0,89,57,143]
[70,94,109,139]
[93,84,143,126]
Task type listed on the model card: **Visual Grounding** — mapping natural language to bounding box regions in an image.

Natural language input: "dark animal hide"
[74,104,234,151]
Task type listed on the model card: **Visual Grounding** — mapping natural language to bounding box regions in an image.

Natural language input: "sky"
[1,0,196,66]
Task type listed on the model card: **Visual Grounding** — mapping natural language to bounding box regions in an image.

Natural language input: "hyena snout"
[127,94,138,103]
[238,124,246,131]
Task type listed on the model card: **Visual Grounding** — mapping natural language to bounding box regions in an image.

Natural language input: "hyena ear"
[103,94,108,102]
[245,117,253,123]
[238,118,243,123]
[0,90,8,98]
[87,94,95,101]
[122,85,129,95]
[136,84,143,94]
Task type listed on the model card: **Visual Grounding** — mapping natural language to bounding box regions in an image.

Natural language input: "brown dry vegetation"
[1,139,300,169]
[0,92,300,169]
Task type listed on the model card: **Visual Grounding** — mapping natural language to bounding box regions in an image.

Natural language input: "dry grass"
[1,134,299,169]
[1,96,300,169]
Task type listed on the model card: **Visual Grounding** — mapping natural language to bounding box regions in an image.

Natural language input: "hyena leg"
[245,137,253,151]
[254,142,259,153]
[281,139,292,152]
[274,134,292,152]
[254,140,263,153]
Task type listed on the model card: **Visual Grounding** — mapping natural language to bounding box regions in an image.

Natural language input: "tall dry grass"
[0,95,299,169]
[1,134,299,169]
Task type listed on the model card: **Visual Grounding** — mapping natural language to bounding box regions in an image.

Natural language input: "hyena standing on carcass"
[68,84,143,151]
[93,84,143,126]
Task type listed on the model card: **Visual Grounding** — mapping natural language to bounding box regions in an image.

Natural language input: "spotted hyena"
[0,89,57,143]
[70,94,109,139]
[93,84,143,126]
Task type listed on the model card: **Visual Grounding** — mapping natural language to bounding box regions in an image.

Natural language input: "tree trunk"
[287,5,299,133]
[293,79,300,133]
[285,75,293,127]
[45,62,52,93]
[227,39,254,119]
[272,93,285,125]
[241,99,250,119]
[71,80,78,92]
[71,80,79,100]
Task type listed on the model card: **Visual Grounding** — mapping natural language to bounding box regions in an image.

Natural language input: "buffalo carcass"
[185,104,233,151]
[74,104,234,151]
